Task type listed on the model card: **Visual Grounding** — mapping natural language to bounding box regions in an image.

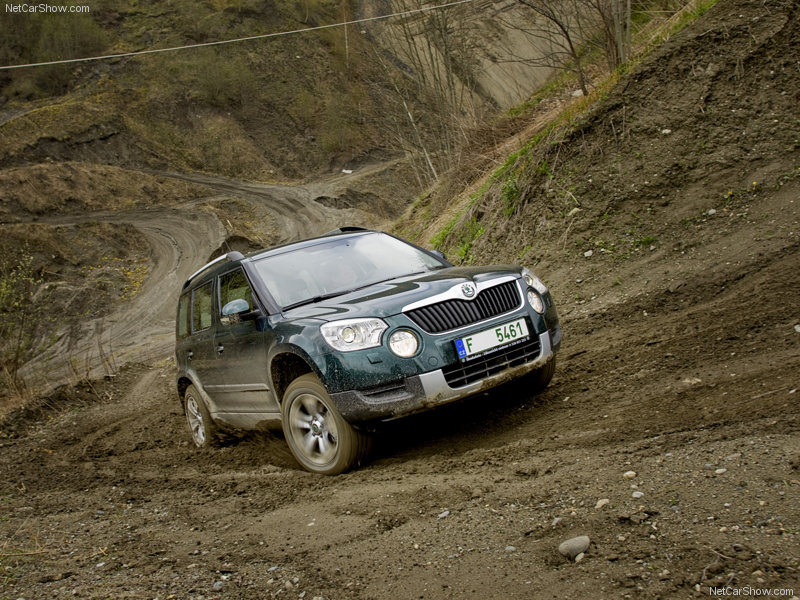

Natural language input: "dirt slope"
[1,1,799,599]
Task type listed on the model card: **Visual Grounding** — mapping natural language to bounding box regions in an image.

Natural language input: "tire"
[281,374,371,475]
[527,357,556,393]
[184,384,220,448]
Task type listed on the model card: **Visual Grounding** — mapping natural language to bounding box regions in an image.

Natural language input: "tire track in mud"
[160,170,379,244]
[20,205,227,388]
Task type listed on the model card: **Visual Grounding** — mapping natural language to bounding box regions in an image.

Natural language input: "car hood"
[284,265,522,322]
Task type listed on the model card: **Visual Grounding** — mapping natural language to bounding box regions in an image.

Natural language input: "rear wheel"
[184,385,220,448]
[281,374,370,475]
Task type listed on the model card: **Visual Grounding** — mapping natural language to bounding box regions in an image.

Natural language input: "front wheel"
[527,357,556,393]
[281,374,371,475]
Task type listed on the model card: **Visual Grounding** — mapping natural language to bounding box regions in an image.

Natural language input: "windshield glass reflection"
[251,233,445,308]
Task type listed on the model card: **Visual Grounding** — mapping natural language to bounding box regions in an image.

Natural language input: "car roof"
[243,227,374,263]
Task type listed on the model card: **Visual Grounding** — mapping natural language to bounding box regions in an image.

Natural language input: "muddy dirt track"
[2,0,800,598]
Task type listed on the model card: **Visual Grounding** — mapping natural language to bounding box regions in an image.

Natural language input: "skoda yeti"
[175,227,561,474]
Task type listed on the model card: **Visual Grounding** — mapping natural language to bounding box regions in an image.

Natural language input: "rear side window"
[192,281,213,332]
[219,268,253,311]
[177,293,190,337]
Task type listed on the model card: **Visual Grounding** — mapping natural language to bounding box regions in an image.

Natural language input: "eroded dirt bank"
[1,0,800,598]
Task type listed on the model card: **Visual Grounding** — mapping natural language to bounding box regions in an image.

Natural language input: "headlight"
[522,268,548,294]
[321,318,387,351]
[389,330,419,357]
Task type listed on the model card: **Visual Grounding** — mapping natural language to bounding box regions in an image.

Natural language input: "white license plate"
[455,318,529,360]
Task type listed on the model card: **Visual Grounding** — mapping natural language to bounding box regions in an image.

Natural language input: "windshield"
[251,233,446,309]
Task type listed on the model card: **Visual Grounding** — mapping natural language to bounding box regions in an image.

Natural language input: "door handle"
[216,345,224,355]
[187,350,194,361]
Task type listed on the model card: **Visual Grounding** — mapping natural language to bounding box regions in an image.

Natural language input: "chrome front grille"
[404,280,521,334]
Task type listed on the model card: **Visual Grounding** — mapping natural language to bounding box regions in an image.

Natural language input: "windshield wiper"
[282,291,349,311]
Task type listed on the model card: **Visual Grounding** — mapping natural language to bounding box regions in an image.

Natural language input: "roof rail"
[321,226,370,237]
[182,251,244,289]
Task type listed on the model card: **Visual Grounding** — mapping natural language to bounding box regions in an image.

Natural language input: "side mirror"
[221,298,260,325]
[430,249,448,262]
[222,298,250,316]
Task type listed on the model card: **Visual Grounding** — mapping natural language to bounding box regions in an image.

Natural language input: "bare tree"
[514,0,594,95]
[367,0,481,186]
[593,0,632,70]
[499,0,635,95]
[0,250,50,397]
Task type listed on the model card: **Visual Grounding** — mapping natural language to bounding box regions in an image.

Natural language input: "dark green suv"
[175,228,561,474]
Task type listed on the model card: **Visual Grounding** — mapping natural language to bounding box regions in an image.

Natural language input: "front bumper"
[331,325,560,422]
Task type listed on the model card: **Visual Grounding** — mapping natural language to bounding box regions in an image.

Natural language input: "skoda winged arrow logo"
[461,283,476,298]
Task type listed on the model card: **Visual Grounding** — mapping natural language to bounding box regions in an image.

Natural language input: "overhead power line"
[0,0,474,71]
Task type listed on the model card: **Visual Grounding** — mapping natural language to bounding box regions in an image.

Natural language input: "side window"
[219,268,253,311]
[177,293,190,337]
[192,281,213,332]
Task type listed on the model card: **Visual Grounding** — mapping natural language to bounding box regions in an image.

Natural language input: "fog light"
[389,330,419,357]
